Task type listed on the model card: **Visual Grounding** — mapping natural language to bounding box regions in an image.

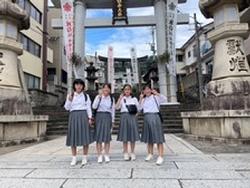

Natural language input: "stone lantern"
[0,0,48,146]
[0,0,31,114]
[199,0,250,110]
[85,62,99,91]
[181,0,250,142]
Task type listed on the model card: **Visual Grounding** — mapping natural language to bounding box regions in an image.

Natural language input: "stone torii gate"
[51,0,189,102]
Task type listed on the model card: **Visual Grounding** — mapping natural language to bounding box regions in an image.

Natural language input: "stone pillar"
[154,0,168,98]
[74,0,86,80]
[0,0,32,115]
[199,0,250,110]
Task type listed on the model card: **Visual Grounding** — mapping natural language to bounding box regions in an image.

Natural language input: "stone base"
[0,87,32,115]
[204,77,250,110]
[181,133,250,144]
[29,89,59,107]
[181,110,250,142]
[0,115,48,147]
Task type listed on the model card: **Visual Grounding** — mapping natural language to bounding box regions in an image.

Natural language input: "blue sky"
[49,0,212,57]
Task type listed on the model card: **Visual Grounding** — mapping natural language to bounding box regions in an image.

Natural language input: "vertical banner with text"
[130,47,139,84]
[108,46,115,93]
[61,0,74,93]
[166,0,178,76]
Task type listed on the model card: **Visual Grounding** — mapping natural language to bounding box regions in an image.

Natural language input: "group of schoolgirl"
[64,79,167,166]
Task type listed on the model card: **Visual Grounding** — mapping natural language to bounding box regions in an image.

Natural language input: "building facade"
[16,0,53,90]
[178,22,214,101]
[47,7,67,93]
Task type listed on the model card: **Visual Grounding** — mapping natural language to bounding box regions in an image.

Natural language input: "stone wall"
[29,89,59,107]
[182,110,250,142]
[0,115,48,146]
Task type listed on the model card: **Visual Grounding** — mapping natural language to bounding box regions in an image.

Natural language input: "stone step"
[35,104,186,136]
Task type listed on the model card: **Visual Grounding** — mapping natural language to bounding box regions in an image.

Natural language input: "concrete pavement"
[0,134,249,188]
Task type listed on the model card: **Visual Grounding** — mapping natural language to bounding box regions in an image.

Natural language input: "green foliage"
[158,51,170,64]
[71,53,82,66]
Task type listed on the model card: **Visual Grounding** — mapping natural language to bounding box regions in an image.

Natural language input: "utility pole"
[42,0,48,91]
[150,26,156,88]
[151,26,156,61]
[194,13,204,110]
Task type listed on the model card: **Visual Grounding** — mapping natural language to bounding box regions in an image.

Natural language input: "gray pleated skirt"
[141,113,165,144]
[66,110,94,147]
[117,112,140,142]
[95,112,112,143]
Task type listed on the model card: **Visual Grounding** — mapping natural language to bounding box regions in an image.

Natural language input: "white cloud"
[87,9,112,18]
[127,7,154,16]
[86,27,152,58]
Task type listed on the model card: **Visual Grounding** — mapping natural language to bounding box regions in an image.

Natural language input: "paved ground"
[179,134,250,154]
[0,134,249,188]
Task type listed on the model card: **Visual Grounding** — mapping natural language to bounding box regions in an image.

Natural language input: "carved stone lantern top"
[0,0,30,30]
[85,62,99,80]
[199,0,250,18]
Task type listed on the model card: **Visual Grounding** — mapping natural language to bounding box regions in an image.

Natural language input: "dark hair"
[122,84,134,97]
[73,79,85,91]
[102,83,113,108]
[103,83,112,91]
[122,84,132,91]
[143,85,151,90]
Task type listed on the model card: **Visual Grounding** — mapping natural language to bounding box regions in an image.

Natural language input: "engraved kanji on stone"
[0,52,5,82]
[229,56,248,72]
[226,39,245,56]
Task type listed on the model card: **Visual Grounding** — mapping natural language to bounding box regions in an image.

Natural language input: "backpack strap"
[96,96,102,110]
[84,93,88,102]
[153,96,160,111]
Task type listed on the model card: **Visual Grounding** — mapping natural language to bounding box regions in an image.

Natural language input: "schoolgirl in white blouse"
[92,83,115,163]
[64,79,93,166]
[116,84,140,161]
[139,85,167,165]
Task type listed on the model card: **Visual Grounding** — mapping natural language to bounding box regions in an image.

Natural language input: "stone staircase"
[33,106,69,136]
[33,104,185,136]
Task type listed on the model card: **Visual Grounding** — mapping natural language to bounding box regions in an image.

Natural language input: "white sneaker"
[97,155,103,163]
[124,153,130,161]
[156,156,164,165]
[70,156,77,166]
[145,154,153,161]
[81,156,88,166]
[130,153,136,161]
[104,155,110,163]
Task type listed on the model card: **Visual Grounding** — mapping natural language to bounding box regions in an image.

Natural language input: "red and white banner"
[61,0,74,93]
[61,0,74,61]
[108,46,115,93]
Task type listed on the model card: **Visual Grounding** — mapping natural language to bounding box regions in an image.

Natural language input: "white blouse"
[64,92,92,118]
[117,96,140,113]
[140,94,167,113]
[92,95,116,123]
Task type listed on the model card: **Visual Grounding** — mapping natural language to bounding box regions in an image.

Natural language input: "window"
[177,55,183,62]
[61,70,67,84]
[24,73,40,89]
[193,45,198,58]
[16,0,42,24]
[19,33,41,57]
[188,51,191,58]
